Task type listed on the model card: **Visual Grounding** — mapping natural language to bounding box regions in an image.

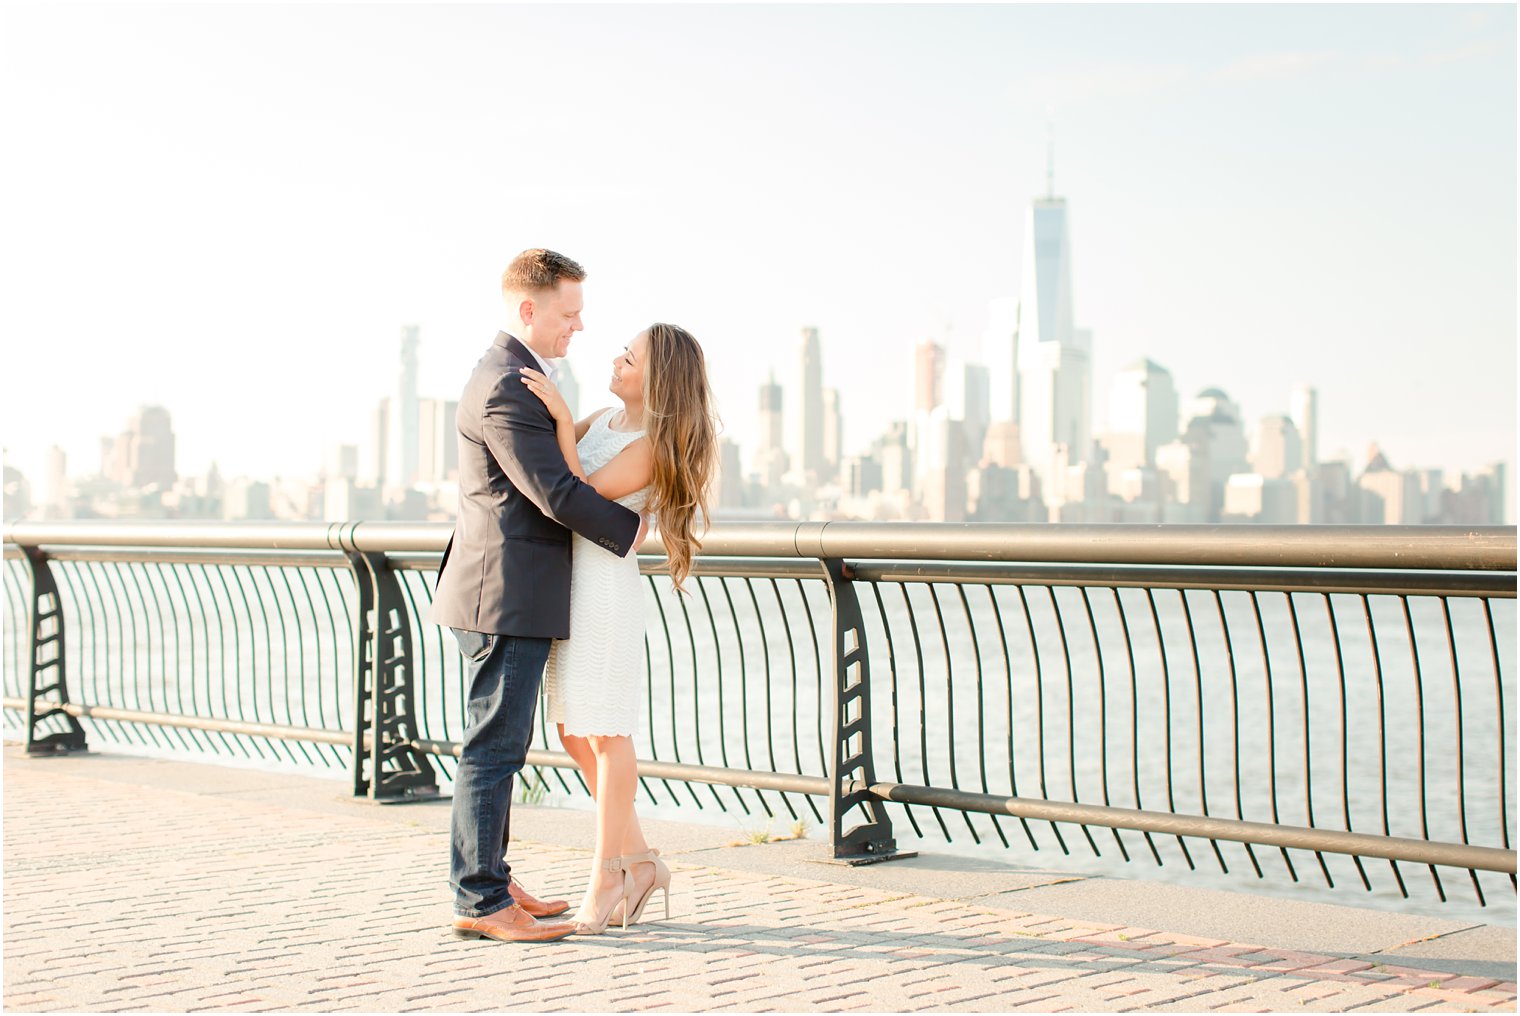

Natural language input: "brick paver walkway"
[4,759,1515,1013]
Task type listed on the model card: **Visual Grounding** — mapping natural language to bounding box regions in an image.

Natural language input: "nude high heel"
[619,849,671,925]
[572,856,632,935]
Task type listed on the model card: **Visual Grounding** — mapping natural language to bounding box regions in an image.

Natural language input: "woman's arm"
[585,439,654,502]
[519,368,601,479]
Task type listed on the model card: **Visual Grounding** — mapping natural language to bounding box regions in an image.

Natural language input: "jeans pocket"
[451,627,495,662]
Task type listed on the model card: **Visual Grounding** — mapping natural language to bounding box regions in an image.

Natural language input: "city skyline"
[1,5,1513,496]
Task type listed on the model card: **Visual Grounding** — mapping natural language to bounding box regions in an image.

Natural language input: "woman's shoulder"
[579,406,614,428]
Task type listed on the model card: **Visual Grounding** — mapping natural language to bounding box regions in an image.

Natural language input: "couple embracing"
[429,248,718,943]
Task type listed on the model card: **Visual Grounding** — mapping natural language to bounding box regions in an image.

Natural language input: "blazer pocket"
[451,627,495,662]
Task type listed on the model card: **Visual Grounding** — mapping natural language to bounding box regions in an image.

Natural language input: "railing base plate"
[373,787,443,805]
[814,849,919,868]
[23,742,89,758]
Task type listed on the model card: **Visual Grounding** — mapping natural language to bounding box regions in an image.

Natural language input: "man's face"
[527,280,584,358]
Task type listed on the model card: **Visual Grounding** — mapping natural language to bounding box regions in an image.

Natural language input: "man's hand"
[518,367,572,424]
[633,512,652,550]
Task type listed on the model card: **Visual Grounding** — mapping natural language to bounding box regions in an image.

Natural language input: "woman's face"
[609,330,649,404]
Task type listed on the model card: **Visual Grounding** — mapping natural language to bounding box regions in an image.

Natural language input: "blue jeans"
[448,627,552,918]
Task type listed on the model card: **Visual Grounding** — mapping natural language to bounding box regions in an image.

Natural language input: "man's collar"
[502,331,556,378]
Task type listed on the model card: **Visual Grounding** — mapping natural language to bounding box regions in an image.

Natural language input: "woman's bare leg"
[558,725,597,796]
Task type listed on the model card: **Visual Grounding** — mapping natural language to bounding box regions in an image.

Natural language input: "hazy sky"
[1,3,1514,494]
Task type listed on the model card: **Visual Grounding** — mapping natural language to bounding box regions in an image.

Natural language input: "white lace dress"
[543,410,651,737]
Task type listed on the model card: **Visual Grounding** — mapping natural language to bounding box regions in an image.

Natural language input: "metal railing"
[3,520,1515,911]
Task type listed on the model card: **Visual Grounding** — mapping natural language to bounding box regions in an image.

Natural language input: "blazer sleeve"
[482,370,641,556]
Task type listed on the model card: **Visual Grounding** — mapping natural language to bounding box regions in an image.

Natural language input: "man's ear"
[517,297,535,327]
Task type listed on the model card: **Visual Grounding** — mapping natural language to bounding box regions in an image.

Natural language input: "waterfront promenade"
[4,748,1513,1013]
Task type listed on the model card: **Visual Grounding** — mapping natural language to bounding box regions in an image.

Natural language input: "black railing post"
[20,548,86,755]
[345,551,438,802]
[819,557,915,864]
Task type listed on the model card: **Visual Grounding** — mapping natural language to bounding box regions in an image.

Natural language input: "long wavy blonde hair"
[642,323,718,591]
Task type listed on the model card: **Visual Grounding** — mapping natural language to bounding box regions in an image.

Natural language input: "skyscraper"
[945,360,990,466]
[386,325,421,490]
[126,406,176,489]
[914,339,945,413]
[797,327,825,480]
[822,388,844,476]
[753,372,788,490]
[1290,384,1318,468]
[983,296,1019,424]
[1108,359,1178,468]
[1254,414,1303,480]
[1016,186,1091,473]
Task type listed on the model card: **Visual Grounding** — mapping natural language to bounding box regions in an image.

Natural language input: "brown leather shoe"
[452,903,574,943]
[509,880,570,918]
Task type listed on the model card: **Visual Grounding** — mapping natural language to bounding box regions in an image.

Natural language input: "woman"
[517,322,718,934]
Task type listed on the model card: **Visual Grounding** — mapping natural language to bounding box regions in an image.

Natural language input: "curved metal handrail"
[5,520,1515,571]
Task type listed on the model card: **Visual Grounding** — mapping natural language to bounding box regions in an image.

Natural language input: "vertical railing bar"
[196,563,250,759]
[275,563,322,767]
[89,561,146,747]
[659,578,713,810]
[395,572,453,785]
[1078,585,1127,861]
[649,581,703,811]
[927,583,980,843]
[696,575,748,815]
[1480,599,1510,852]
[721,577,772,819]
[1360,594,1408,898]
[274,565,321,767]
[767,576,808,784]
[1210,591,1262,879]
[761,575,809,819]
[795,578,832,787]
[227,564,277,763]
[421,569,462,784]
[640,575,680,807]
[1176,589,1214,871]
[678,578,729,812]
[216,563,270,763]
[900,581,952,842]
[296,566,343,768]
[955,584,1007,848]
[744,576,797,822]
[99,561,146,748]
[1115,587,1163,866]
[164,562,219,757]
[109,561,164,751]
[1283,591,1332,888]
[1047,585,1100,858]
[1145,587,1193,870]
[1437,596,1483,906]
[243,564,310,767]
[869,580,922,839]
[635,621,662,806]
[1015,583,1068,855]
[265,563,319,766]
[985,584,1037,850]
[1399,595,1446,903]
[54,562,122,748]
[134,560,199,754]
[1324,593,1372,892]
[1247,589,1295,881]
[4,560,25,703]
[151,561,208,758]
[319,566,355,752]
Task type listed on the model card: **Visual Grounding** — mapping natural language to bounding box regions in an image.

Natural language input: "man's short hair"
[501,249,586,296]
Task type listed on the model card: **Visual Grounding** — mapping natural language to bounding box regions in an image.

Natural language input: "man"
[431,249,642,944]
